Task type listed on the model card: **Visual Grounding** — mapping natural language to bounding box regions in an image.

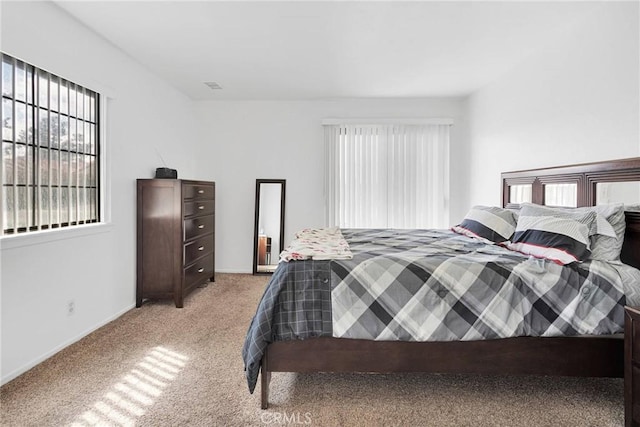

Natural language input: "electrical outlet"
[67,300,75,316]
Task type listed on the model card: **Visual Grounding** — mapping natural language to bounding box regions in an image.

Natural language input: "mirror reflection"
[509,184,532,204]
[253,179,286,275]
[597,181,640,205]
[544,183,577,207]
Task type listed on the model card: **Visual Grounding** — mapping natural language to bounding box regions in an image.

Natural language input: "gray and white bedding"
[242,228,639,393]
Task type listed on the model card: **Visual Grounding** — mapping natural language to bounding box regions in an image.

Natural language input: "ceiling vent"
[204,81,223,90]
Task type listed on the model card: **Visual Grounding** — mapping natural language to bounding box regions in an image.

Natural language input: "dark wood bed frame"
[260,157,640,409]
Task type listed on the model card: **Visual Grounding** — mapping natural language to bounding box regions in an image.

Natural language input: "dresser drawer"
[184,200,215,218]
[184,234,214,266]
[183,183,215,200]
[184,253,214,289]
[184,215,214,241]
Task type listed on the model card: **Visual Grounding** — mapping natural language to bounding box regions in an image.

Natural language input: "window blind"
[324,123,450,229]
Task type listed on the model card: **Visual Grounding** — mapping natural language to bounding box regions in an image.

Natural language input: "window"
[1,53,100,235]
[324,122,450,229]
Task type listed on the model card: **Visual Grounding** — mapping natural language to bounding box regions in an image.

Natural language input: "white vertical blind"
[324,123,450,229]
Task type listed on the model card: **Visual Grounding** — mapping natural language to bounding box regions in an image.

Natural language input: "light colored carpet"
[0,273,624,426]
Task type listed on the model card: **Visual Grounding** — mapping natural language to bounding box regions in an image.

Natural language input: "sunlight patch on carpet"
[69,346,188,427]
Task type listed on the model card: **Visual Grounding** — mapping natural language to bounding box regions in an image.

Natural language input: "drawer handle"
[198,268,204,273]
[198,225,205,229]
[198,246,205,251]
[198,205,205,210]
[197,190,205,194]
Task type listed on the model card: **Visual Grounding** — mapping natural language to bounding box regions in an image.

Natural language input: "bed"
[244,157,640,409]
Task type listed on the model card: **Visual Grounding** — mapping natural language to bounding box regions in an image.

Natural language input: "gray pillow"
[508,204,597,264]
[452,206,516,244]
[567,203,625,262]
[519,203,625,262]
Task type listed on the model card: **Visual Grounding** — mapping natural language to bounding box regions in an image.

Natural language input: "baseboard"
[215,268,253,274]
[1,303,136,386]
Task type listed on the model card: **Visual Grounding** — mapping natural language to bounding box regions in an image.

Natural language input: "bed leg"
[261,352,271,409]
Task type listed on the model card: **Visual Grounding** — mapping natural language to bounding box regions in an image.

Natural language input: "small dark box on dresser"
[155,167,178,179]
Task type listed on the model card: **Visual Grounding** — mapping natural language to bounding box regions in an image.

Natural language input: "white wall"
[194,98,467,273]
[466,2,640,206]
[0,1,200,384]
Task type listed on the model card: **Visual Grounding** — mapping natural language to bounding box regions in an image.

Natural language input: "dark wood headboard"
[501,157,640,270]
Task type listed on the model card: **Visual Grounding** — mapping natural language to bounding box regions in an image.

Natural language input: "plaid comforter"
[242,229,627,393]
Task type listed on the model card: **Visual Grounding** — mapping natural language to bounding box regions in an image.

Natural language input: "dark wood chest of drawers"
[136,179,215,308]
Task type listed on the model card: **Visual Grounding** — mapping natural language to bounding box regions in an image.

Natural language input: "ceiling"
[55,1,606,100]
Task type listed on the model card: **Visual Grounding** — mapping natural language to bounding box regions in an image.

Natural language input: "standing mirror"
[253,179,286,275]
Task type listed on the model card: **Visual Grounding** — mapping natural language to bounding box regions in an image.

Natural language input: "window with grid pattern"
[1,53,100,235]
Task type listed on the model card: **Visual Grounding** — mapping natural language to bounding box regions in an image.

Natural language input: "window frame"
[1,52,102,237]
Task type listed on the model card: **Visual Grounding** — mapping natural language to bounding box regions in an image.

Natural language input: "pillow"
[452,206,517,244]
[506,204,597,265]
[507,208,520,221]
[533,203,624,261]
[518,203,601,236]
[570,203,625,262]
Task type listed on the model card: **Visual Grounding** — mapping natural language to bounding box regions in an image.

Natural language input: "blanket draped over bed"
[242,228,627,393]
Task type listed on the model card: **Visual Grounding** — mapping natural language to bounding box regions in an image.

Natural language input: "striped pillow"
[565,203,624,262]
[452,206,517,244]
[506,204,597,265]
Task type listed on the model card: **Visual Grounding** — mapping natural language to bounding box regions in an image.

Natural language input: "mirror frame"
[253,179,286,275]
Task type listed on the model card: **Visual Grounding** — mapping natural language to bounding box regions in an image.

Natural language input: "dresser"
[136,179,215,308]
[627,306,640,426]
